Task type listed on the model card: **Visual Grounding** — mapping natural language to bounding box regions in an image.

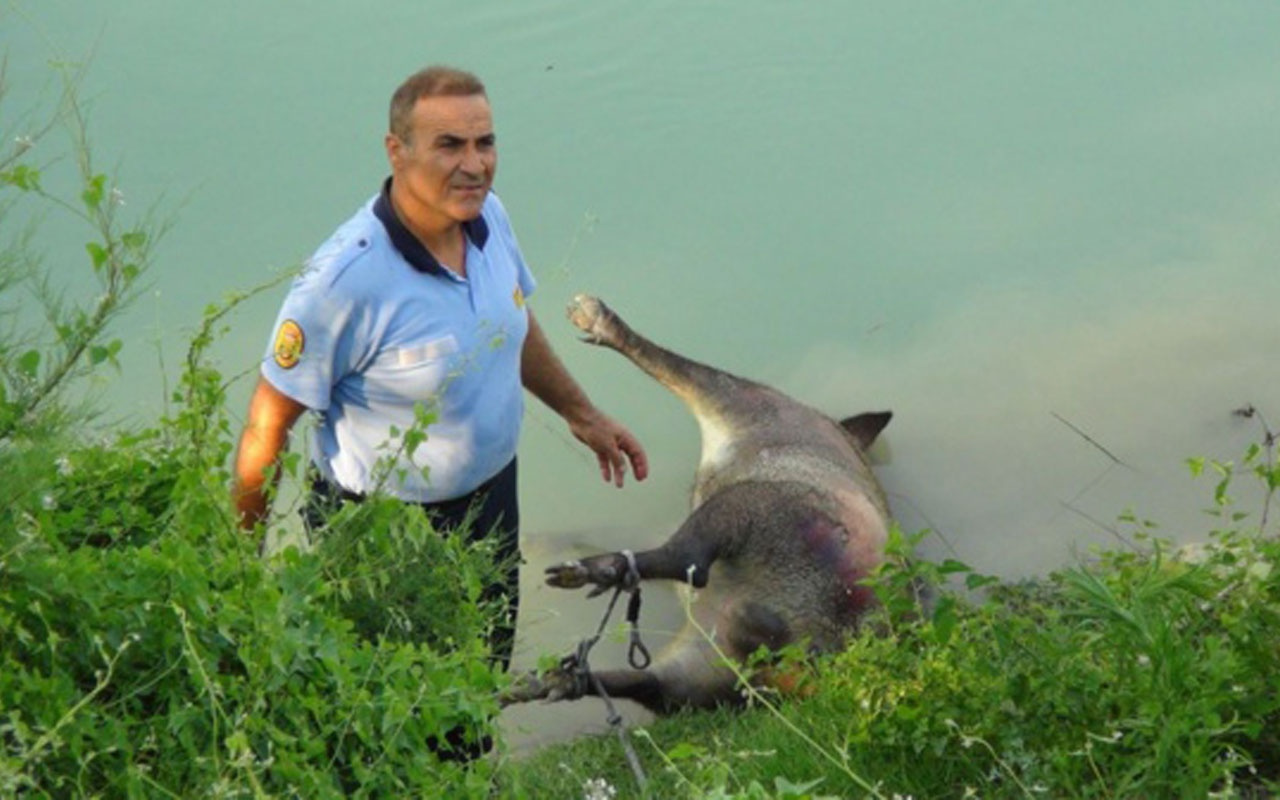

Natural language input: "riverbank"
[499,518,1280,797]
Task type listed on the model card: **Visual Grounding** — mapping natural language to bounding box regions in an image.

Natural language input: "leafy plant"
[507,422,1280,798]
[0,60,162,445]
[1,56,513,798]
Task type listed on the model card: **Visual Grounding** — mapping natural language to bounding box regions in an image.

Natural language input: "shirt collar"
[373,177,490,276]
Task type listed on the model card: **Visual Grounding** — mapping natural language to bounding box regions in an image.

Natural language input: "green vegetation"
[509,471,1280,799]
[1,64,507,797]
[4,60,1277,800]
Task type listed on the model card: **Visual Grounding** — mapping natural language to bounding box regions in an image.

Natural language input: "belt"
[309,461,510,509]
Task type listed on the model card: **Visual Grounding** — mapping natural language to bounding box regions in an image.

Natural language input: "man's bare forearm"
[231,377,308,530]
[521,311,594,423]
[519,309,649,486]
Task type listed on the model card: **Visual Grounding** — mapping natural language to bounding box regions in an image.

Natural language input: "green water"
[6,1,1280,750]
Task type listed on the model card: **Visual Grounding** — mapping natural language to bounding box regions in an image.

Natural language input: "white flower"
[41,493,57,510]
[109,187,126,206]
[582,777,617,800]
[56,456,73,476]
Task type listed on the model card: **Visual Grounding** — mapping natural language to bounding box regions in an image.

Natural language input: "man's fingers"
[597,447,626,487]
[582,418,647,487]
[611,450,627,487]
[621,434,649,481]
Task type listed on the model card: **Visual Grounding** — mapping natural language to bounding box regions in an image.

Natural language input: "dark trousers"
[303,458,520,669]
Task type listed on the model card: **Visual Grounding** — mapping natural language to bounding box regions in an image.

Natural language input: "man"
[231,65,648,667]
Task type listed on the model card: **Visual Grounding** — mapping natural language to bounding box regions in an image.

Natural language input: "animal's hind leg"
[498,660,667,710]
[501,662,729,715]
[567,294,762,419]
[582,668,678,715]
[543,530,717,594]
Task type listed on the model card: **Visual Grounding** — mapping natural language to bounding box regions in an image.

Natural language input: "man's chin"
[449,198,487,221]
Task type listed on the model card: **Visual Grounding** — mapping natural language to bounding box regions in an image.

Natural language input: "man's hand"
[568,408,649,487]
[521,310,650,487]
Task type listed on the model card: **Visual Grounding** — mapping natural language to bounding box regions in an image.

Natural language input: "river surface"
[5,1,1280,753]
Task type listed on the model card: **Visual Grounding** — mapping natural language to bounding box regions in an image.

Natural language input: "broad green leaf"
[86,241,109,271]
[938,558,973,575]
[17,349,40,378]
[1,163,41,191]
[82,173,107,210]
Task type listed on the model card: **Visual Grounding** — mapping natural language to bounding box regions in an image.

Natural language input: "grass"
[499,514,1280,799]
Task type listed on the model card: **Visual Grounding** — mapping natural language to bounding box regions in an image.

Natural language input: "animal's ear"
[839,411,892,449]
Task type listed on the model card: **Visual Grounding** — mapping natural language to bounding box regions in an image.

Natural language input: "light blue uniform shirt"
[261,183,535,502]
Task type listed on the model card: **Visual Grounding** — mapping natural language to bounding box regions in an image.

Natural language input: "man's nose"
[461,144,487,174]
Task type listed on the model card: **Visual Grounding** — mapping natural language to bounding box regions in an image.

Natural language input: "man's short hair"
[389,66,487,143]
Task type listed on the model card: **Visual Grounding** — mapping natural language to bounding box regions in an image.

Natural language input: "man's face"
[386,93,496,228]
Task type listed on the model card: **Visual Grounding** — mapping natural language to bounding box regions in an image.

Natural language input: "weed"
[507,426,1280,798]
[1,56,509,798]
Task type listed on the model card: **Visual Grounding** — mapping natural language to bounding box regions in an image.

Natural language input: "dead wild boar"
[505,295,894,714]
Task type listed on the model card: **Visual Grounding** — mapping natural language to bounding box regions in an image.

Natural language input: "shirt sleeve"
[259,254,362,412]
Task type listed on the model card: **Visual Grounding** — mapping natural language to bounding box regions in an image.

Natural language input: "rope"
[562,549,650,796]
[622,549,651,669]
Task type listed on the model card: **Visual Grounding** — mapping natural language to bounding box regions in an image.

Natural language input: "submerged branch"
[1051,411,1130,469]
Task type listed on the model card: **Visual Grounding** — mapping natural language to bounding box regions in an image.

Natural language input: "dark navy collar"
[373,177,490,276]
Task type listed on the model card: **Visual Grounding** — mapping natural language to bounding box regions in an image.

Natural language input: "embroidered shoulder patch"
[273,319,305,369]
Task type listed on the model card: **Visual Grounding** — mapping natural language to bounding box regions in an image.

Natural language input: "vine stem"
[1233,404,1277,534]
[1,64,162,441]
[21,634,135,770]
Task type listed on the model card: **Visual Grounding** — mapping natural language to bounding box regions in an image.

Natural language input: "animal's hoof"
[545,556,621,597]
[566,294,618,346]
[541,664,588,703]
[497,671,543,707]
[498,666,587,706]
[545,560,590,589]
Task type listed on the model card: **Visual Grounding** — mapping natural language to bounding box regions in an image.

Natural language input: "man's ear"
[385,133,405,168]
